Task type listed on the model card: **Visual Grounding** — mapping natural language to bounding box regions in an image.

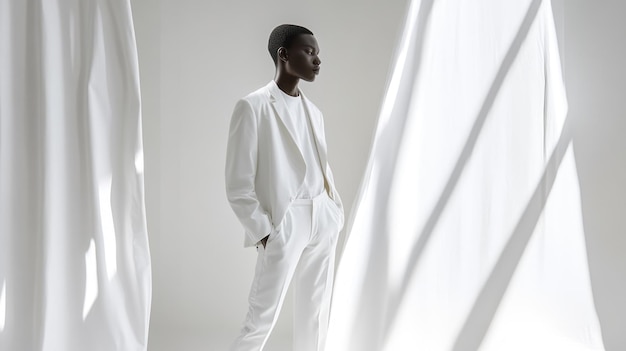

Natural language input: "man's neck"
[274,75,300,97]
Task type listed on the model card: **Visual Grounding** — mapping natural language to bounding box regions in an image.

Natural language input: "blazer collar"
[266,80,304,104]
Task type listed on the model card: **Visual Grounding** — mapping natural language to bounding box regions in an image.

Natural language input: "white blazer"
[225,81,344,247]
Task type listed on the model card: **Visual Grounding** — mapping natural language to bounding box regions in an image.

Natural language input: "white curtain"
[327,0,605,350]
[0,1,151,350]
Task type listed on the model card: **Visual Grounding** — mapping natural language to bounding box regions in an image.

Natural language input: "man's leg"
[230,206,311,351]
[292,194,341,351]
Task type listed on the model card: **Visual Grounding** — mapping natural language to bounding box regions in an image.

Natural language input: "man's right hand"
[261,235,269,248]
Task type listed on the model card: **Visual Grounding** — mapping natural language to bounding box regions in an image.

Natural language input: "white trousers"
[230,192,342,351]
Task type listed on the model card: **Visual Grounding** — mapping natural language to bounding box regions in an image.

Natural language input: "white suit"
[226,81,343,247]
[225,81,344,351]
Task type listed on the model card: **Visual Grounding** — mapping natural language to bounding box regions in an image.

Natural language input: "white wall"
[132,0,626,349]
[563,1,626,350]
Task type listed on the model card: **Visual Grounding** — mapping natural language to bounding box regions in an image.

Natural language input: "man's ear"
[278,47,288,62]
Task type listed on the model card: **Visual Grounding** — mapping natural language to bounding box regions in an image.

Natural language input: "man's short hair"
[268,24,314,65]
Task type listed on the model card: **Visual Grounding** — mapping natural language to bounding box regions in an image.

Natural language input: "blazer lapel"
[267,81,301,155]
[301,92,328,169]
[267,81,331,193]
[301,91,335,196]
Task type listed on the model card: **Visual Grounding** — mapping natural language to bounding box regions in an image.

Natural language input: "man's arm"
[225,99,272,245]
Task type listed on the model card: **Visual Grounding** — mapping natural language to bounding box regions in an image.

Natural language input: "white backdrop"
[564,1,626,349]
[130,0,625,350]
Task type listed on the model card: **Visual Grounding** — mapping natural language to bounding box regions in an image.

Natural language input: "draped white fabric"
[327,0,605,350]
[0,1,151,350]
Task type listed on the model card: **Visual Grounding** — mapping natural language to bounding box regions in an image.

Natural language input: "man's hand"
[261,235,269,248]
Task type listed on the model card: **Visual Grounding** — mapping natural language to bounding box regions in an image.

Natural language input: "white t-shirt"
[279,89,325,199]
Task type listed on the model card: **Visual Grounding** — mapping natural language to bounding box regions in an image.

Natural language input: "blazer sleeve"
[225,99,272,244]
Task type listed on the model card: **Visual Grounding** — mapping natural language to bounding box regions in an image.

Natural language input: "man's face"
[284,34,321,82]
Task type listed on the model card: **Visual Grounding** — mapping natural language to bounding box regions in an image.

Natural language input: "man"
[225,24,344,351]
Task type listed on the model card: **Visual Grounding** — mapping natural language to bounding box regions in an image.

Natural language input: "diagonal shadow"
[383,0,544,340]
[336,0,436,349]
[451,117,573,351]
